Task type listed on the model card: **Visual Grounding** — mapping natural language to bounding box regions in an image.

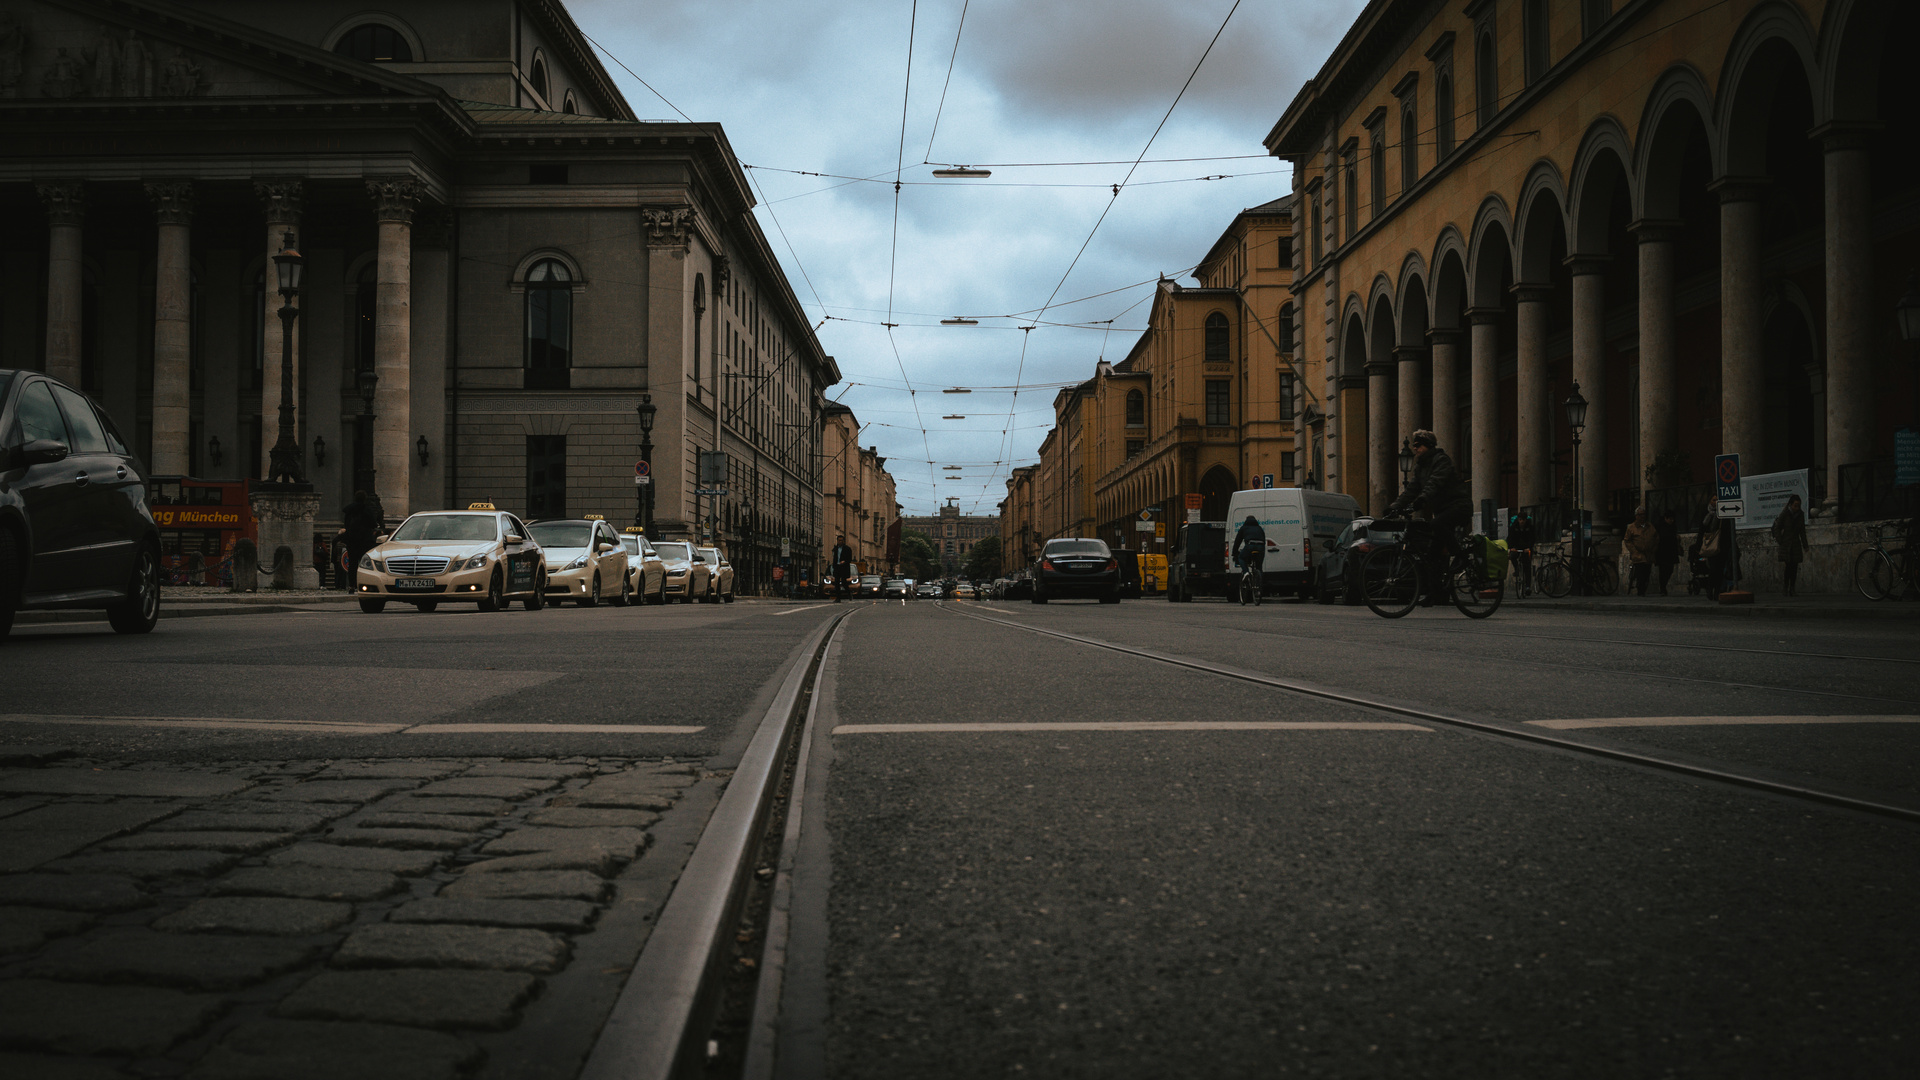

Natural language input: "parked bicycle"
[1360,517,1503,619]
[1855,518,1918,601]
[1532,544,1618,598]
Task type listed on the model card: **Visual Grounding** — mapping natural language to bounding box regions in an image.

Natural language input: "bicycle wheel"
[1856,547,1894,601]
[1588,559,1619,597]
[1537,556,1572,598]
[1362,546,1420,619]
[1449,556,1504,618]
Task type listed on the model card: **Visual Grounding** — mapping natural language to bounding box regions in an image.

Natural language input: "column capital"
[711,253,731,296]
[254,178,305,226]
[1363,359,1395,378]
[1708,175,1770,204]
[145,179,194,226]
[1465,306,1503,325]
[1809,120,1879,153]
[36,180,86,226]
[642,206,697,251]
[1629,218,1685,244]
[366,176,422,224]
[1564,253,1611,276]
[1392,345,1426,362]
[1426,326,1463,345]
[1510,283,1553,305]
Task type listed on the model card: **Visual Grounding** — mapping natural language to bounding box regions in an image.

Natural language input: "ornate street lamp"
[207,434,223,469]
[264,233,307,486]
[312,434,326,467]
[1398,437,1414,479]
[1564,381,1589,593]
[416,435,430,468]
[635,394,657,533]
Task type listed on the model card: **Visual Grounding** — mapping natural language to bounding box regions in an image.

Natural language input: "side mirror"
[374,534,390,544]
[16,439,70,466]
[597,541,616,552]
[506,533,524,544]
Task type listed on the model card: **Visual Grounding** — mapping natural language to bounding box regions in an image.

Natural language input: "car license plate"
[394,577,436,590]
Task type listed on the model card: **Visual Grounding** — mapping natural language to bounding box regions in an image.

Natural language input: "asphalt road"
[786,598,1920,1079]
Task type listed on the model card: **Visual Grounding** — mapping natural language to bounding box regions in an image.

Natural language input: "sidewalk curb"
[1504,598,1920,619]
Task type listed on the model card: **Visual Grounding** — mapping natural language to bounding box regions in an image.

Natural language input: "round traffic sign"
[635,460,651,477]
[1717,458,1738,483]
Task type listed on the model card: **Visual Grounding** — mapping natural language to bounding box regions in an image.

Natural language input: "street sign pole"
[1714,453,1744,598]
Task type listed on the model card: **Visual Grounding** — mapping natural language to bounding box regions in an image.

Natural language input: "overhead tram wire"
[576,28,692,122]
[884,0,937,492]
[921,0,970,166]
[992,0,1244,494]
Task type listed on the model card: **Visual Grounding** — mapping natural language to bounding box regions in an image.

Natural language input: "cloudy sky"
[576,0,1368,516]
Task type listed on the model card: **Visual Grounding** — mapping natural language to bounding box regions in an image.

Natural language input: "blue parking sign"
[1714,453,1741,500]
[1262,474,1273,489]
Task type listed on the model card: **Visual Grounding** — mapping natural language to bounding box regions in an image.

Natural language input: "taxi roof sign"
[623,526,646,534]
[584,514,604,520]
[467,502,497,510]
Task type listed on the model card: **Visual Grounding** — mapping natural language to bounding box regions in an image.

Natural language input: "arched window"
[529,53,550,106]
[333,24,413,63]
[1523,0,1550,84]
[562,91,578,115]
[1475,32,1497,127]
[1204,312,1230,364]
[1435,72,1456,157]
[524,258,572,389]
[1125,389,1145,426]
[1400,98,1418,192]
[1369,126,1387,217]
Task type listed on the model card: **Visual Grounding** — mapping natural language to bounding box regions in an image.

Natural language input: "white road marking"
[402,723,706,735]
[771,605,830,616]
[0,713,404,734]
[1531,715,1920,730]
[833,721,1429,735]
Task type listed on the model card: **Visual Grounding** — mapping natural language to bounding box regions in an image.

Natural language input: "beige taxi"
[355,503,546,613]
[528,515,631,607]
[697,545,735,604]
[653,539,710,603]
[620,528,668,605]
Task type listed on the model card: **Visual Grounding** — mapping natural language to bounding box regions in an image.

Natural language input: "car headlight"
[360,554,382,571]
[668,568,687,577]
[564,554,589,571]
[463,554,490,571]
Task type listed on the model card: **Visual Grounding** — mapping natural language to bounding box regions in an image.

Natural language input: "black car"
[1000,576,1034,601]
[1,369,162,639]
[1031,538,1121,604]
[1315,516,1406,605]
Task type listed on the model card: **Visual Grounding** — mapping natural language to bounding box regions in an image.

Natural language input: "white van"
[1224,488,1360,600]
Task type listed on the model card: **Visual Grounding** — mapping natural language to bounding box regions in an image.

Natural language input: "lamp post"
[635,394,657,534]
[264,233,307,487]
[1564,381,1589,594]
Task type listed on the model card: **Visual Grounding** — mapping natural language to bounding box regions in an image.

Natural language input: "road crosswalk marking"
[833,721,1429,734]
[1531,715,1920,730]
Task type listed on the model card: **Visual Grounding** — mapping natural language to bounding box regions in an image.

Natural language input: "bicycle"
[1533,545,1618,598]
[1360,518,1503,619]
[1237,557,1262,606]
[1855,519,1918,601]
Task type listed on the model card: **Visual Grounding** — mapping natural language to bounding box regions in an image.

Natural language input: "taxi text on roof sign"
[467,502,496,510]
[623,526,646,534]
[584,514,604,520]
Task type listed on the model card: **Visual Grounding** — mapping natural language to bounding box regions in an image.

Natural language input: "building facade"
[1266,0,1919,585]
[999,464,1038,570]
[822,402,898,576]
[901,500,999,576]
[1,0,836,589]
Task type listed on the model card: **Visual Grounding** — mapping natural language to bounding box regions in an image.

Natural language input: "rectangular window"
[1401,99,1419,192]
[1205,380,1230,426]
[1279,372,1295,421]
[1524,0,1550,85]
[1126,438,1144,458]
[527,435,566,519]
[1368,122,1386,219]
[1281,451,1296,481]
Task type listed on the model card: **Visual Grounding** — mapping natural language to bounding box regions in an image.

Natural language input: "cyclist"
[829,535,855,602]
[1507,512,1536,597]
[1387,429,1471,601]
[1232,515,1266,601]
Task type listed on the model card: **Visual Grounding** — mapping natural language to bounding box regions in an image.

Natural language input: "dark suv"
[0,370,161,639]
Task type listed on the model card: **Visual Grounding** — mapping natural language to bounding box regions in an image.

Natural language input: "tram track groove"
[942,604,1920,826]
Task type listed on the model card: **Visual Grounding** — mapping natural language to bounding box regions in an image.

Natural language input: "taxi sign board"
[1716,499,1745,519]
[467,502,496,510]
[584,514,604,520]
[1714,453,1742,500]
[623,526,645,534]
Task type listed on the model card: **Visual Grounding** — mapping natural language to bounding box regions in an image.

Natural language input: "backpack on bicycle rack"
[1475,535,1509,582]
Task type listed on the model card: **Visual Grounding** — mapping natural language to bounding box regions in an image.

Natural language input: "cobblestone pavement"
[0,753,712,1079]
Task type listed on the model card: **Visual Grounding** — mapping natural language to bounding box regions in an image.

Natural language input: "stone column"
[644,205,696,533]
[367,178,419,519]
[256,179,303,477]
[1715,179,1768,469]
[36,180,85,387]
[1567,257,1609,513]
[146,180,194,476]
[1395,345,1426,437]
[1632,221,1683,498]
[1820,127,1874,511]
[1467,308,1501,514]
[1428,328,1461,458]
[1366,359,1395,516]
[1512,284,1551,508]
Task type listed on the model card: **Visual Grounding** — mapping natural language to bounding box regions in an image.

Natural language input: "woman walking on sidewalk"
[1623,507,1657,596]
[1772,494,1809,596]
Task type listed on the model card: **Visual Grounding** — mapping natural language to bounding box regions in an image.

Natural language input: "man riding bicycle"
[1387,430,1472,597]
[1232,515,1266,601]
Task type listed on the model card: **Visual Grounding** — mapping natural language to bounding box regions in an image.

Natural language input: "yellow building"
[999,465,1039,570]
[821,403,897,576]
[1266,0,1920,554]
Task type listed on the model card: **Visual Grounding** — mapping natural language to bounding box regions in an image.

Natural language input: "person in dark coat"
[1771,494,1809,596]
[1388,429,1471,563]
[1507,513,1537,597]
[342,490,380,594]
[1698,496,1735,599]
[1654,510,1681,596]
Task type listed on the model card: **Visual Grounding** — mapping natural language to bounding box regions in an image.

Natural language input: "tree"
[900,532,940,580]
[962,536,1002,580]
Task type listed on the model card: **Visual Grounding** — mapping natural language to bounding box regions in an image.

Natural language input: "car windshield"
[655,542,692,562]
[1045,540,1109,557]
[390,515,497,543]
[621,537,639,554]
[527,522,591,548]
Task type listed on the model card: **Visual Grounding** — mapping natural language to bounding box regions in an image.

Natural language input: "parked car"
[1109,547,1144,599]
[1000,576,1033,601]
[1316,516,1406,605]
[654,541,710,603]
[620,528,667,605]
[697,546,734,603]
[1166,522,1230,602]
[1224,488,1360,601]
[357,504,546,613]
[529,516,630,606]
[0,369,161,638]
[1032,538,1121,604]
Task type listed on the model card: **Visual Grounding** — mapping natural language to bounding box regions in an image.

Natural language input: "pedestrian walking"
[1623,506,1658,596]
[1654,510,1680,596]
[1771,494,1809,596]
[1507,513,1536,597]
[1698,496,1734,600]
[342,491,379,594]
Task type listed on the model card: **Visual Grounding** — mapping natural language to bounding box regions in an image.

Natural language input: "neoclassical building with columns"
[1267,0,1918,582]
[1,0,836,589]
